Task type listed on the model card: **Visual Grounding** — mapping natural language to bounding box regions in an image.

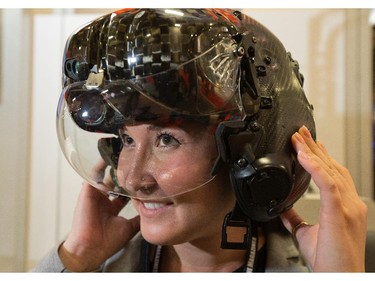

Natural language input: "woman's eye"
[121,134,134,147]
[158,134,180,147]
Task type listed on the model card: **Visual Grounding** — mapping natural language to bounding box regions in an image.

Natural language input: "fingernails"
[300,125,311,139]
[293,132,305,144]
[107,191,131,202]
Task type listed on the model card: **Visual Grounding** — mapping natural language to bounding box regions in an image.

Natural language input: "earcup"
[231,152,294,222]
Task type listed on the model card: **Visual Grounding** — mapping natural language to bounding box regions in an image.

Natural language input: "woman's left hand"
[280,126,368,272]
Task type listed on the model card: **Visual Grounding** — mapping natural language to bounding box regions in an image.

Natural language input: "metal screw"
[250,122,260,131]
[269,200,278,207]
[264,56,272,65]
[237,158,248,168]
[236,46,245,57]
[256,65,266,76]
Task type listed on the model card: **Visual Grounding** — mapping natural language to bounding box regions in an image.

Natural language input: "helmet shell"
[57,9,316,222]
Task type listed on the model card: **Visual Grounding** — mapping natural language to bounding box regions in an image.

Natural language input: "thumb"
[117,215,141,242]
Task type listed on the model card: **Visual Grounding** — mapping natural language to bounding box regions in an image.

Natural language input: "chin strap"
[221,202,253,249]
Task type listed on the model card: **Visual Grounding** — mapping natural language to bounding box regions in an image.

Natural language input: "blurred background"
[1,8,375,271]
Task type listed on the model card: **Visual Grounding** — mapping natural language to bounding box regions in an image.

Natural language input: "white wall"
[27,12,103,270]
[0,8,373,272]
[0,9,30,272]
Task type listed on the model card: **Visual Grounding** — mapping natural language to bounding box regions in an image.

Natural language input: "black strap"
[139,238,152,272]
[221,202,252,249]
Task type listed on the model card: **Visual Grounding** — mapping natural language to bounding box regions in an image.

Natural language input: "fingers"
[291,126,367,229]
[122,215,140,240]
[288,126,368,271]
[110,196,131,215]
[280,208,310,239]
[91,158,108,183]
[82,182,131,216]
[291,126,346,210]
[292,126,351,190]
[315,140,357,198]
[91,158,116,190]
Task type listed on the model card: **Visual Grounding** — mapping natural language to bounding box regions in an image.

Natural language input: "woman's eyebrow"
[146,124,183,132]
[146,124,161,132]
[121,123,189,133]
[121,124,162,132]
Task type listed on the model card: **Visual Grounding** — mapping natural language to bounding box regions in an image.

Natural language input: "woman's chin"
[140,222,183,246]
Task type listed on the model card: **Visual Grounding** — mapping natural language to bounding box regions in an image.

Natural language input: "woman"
[34,8,367,272]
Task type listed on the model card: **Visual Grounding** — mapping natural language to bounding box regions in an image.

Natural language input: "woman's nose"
[126,169,157,194]
[119,147,157,195]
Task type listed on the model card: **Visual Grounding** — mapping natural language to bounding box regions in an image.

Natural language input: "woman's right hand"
[58,183,140,272]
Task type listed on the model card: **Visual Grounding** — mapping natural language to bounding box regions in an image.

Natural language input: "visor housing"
[57,9,246,199]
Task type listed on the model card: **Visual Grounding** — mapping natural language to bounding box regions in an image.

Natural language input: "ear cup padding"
[231,153,294,222]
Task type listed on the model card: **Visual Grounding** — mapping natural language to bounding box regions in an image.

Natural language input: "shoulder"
[263,218,310,272]
[102,231,144,272]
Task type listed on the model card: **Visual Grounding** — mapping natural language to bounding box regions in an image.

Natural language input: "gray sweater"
[33,220,309,272]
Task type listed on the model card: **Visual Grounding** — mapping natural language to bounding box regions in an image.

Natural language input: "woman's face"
[117,121,236,245]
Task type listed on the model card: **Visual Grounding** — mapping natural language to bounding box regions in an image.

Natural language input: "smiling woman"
[28,8,370,273]
[56,8,316,225]
[0,8,372,273]
[115,122,234,247]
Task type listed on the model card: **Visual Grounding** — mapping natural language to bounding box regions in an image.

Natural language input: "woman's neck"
[159,240,248,272]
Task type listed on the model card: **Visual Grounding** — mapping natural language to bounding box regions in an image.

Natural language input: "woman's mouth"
[143,202,168,210]
[136,199,173,217]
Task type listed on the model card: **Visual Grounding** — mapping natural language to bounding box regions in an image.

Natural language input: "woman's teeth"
[143,202,167,210]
